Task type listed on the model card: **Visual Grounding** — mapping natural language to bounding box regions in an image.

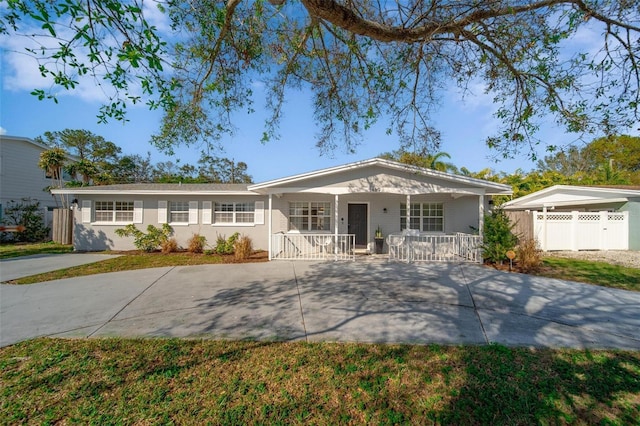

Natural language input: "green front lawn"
[9,250,268,284]
[0,242,73,259]
[537,257,640,292]
[1,338,639,424]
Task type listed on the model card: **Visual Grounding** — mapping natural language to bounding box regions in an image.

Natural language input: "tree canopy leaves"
[3,1,639,157]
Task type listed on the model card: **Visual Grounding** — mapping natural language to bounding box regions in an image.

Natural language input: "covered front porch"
[246,158,512,263]
[270,231,482,262]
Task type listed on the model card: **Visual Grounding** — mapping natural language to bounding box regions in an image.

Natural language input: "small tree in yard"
[0,199,50,243]
[115,224,173,252]
[482,209,517,264]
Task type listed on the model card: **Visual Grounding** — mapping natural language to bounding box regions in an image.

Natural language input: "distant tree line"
[35,129,252,185]
[383,134,640,202]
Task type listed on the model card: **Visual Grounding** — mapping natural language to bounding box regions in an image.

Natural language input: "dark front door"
[348,204,368,247]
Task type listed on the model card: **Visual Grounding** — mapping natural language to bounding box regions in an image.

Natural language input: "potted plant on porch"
[374,226,384,254]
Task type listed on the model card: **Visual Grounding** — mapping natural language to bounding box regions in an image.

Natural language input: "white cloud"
[143,0,171,34]
[0,126,7,135]
[1,27,117,104]
[0,11,166,106]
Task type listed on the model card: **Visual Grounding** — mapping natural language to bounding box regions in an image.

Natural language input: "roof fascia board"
[51,189,258,196]
[263,186,489,195]
[249,158,511,193]
[502,185,640,208]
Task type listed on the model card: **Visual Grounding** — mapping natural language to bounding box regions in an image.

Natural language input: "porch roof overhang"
[248,158,512,196]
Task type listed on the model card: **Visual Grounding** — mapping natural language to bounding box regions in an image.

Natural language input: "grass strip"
[0,242,73,259]
[1,338,639,424]
[536,257,640,292]
[9,251,267,285]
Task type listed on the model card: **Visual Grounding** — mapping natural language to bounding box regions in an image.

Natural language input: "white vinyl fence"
[387,232,482,263]
[533,211,628,251]
[271,233,356,261]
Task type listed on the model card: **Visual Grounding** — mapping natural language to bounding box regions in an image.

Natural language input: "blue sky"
[1,6,634,183]
[0,75,572,182]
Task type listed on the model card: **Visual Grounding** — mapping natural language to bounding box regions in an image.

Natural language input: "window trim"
[288,201,332,232]
[213,201,256,226]
[169,200,190,224]
[90,200,142,225]
[400,202,445,233]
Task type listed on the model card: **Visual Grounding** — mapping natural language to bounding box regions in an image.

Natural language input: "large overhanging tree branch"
[2,0,639,159]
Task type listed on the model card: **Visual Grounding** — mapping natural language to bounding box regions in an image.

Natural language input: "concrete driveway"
[1,260,639,349]
[0,253,121,282]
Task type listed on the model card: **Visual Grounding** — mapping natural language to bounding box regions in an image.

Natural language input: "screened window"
[214,202,254,223]
[400,202,444,232]
[289,202,331,231]
[170,201,189,223]
[95,201,134,222]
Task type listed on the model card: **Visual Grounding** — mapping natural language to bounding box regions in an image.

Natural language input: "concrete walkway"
[1,261,639,349]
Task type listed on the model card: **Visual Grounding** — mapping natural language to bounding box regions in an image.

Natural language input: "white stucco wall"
[73,194,269,251]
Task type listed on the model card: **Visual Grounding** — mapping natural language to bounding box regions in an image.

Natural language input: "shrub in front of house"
[482,208,517,264]
[161,237,179,254]
[215,232,239,255]
[187,233,207,253]
[115,223,173,252]
[516,238,543,272]
[234,235,253,260]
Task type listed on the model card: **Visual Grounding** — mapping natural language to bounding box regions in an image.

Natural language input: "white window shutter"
[189,201,198,224]
[81,200,92,223]
[133,200,143,224]
[254,201,264,225]
[202,201,212,225]
[158,200,168,224]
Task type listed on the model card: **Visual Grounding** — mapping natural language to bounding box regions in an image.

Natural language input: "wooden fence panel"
[505,211,533,242]
[52,208,73,245]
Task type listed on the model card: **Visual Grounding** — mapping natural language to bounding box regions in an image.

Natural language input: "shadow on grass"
[441,345,640,424]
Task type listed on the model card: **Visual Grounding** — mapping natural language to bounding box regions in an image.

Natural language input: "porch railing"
[271,233,356,261]
[387,232,482,263]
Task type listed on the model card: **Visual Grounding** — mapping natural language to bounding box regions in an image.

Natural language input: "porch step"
[353,252,388,262]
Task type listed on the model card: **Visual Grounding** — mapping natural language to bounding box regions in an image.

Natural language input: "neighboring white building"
[52,158,512,261]
[502,185,640,251]
[0,135,71,220]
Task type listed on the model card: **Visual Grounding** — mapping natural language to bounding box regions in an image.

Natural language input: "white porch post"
[542,206,548,252]
[478,194,484,235]
[334,194,339,256]
[406,194,411,229]
[268,193,273,260]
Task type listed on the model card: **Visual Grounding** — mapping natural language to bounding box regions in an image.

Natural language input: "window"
[289,201,331,231]
[170,201,189,223]
[214,202,255,223]
[400,202,444,232]
[95,201,134,222]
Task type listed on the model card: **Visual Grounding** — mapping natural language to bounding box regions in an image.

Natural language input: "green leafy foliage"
[482,209,517,264]
[0,199,50,243]
[114,224,173,252]
[215,232,239,255]
[3,2,639,158]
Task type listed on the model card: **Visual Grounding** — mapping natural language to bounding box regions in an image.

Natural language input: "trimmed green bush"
[115,223,173,252]
[215,232,239,255]
[482,208,517,264]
